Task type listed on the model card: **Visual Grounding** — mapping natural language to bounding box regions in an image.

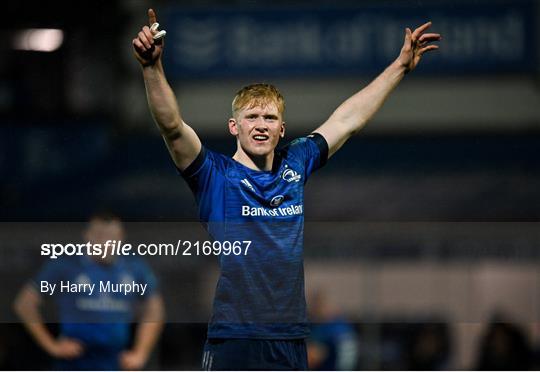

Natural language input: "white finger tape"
[153,30,167,40]
[150,22,167,40]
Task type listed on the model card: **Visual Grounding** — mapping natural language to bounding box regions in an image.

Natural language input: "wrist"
[141,62,158,69]
[42,338,58,355]
[131,346,150,360]
[142,59,163,70]
[391,57,408,73]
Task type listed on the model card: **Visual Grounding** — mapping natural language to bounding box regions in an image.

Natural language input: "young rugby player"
[133,8,440,370]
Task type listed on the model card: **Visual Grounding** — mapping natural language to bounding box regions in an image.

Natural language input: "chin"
[248,147,273,157]
[243,141,277,157]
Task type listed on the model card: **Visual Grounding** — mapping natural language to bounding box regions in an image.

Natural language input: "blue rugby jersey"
[33,255,157,350]
[181,134,328,339]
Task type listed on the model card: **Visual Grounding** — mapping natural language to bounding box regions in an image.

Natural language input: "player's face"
[85,219,124,245]
[229,102,285,157]
[84,218,125,263]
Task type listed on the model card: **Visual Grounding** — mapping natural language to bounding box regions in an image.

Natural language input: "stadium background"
[1,0,539,369]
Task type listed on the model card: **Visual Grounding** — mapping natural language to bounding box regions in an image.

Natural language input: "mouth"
[252,134,269,143]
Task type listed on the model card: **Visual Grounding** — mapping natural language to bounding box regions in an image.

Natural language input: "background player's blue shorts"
[202,338,307,370]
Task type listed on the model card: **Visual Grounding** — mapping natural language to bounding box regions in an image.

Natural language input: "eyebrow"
[245,113,279,119]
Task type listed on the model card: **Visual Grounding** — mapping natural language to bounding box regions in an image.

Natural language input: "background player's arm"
[314,22,440,158]
[119,294,165,370]
[133,9,202,171]
[13,284,83,359]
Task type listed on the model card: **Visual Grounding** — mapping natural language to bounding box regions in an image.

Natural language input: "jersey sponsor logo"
[241,178,255,192]
[242,204,303,217]
[282,167,301,183]
[77,295,130,312]
[269,194,285,207]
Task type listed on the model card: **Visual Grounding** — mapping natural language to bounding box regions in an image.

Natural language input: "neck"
[233,147,274,171]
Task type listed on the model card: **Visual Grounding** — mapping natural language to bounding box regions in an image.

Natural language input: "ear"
[228,118,238,136]
[280,121,286,138]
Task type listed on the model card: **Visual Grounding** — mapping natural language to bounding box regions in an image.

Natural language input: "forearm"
[141,59,202,170]
[132,321,163,358]
[142,60,183,136]
[131,295,164,358]
[331,59,407,134]
[14,297,56,353]
[23,321,57,353]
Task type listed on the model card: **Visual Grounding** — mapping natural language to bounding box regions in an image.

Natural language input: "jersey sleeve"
[133,258,159,298]
[32,259,63,289]
[179,147,226,222]
[282,133,329,180]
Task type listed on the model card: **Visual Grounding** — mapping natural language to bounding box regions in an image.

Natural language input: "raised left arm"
[314,22,441,157]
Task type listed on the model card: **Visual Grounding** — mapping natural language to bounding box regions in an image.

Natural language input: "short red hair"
[232,83,285,118]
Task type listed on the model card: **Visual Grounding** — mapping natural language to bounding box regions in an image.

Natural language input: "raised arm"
[314,22,441,158]
[133,9,202,171]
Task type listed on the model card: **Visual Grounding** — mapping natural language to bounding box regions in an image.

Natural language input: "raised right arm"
[133,9,201,171]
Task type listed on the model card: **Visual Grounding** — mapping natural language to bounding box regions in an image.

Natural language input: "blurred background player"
[307,289,359,370]
[474,314,533,370]
[132,7,439,370]
[13,212,164,370]
[405,323,451,370]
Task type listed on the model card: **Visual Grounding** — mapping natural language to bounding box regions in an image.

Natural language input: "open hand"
[397,22,441,73]
[132,9,164,67]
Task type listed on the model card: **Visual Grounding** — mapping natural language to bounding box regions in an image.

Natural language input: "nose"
[254,120,268,131]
